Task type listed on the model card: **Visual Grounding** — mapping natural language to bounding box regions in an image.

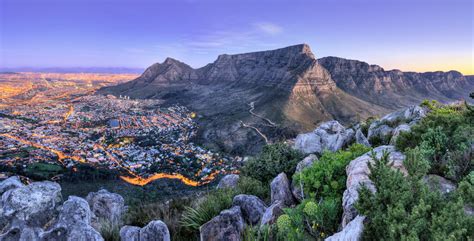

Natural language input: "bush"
[180,189,236,232]
[356,150,474,241]
[395,102,473,181]
[293,143,371,199]
[98,219,121,241]
[237,176,269,202]
[241,143,303,184]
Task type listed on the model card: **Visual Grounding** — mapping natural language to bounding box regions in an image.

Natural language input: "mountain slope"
[100,44,469,154]
[318,56,474,109]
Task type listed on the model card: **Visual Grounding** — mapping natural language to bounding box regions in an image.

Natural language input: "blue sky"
[0,0,472,74]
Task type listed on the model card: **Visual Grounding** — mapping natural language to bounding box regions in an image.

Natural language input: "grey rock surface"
[86,189,126,225]
[120,226,140,241]
[139,220,171,241]
[0,181,61,227]
[232,194,266,225]
[260,201,285,227]
[200,206,244,241]
[217,174,240,189]
[294,120,355,155]
[271,173,296,206]
[0,176,24,196]
[355,129,371,147]
[325,215,365,241]
[423,175,457,195]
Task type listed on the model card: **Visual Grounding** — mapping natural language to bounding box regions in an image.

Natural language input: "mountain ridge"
[99,44,472,154]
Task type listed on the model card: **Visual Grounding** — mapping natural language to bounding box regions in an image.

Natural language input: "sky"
[0,0,473,74]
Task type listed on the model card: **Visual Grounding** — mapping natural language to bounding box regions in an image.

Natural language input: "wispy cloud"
[254,22,283,35]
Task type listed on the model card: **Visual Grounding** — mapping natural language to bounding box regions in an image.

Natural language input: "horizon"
[1,0,473,74]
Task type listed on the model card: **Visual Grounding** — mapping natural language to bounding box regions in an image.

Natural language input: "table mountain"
[99,44,472,154]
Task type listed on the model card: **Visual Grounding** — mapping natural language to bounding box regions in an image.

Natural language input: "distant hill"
[0,67,144,74]
[99,44,473,155]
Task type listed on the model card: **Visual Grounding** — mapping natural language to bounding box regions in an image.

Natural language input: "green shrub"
[293,143,371,199]
[356,150,474,241]
[180,189,236,232]
[241,143,303,184]
[243,224,274,241]
[395,102,473,181]
[237,176,269,202]
[98,219,121,241]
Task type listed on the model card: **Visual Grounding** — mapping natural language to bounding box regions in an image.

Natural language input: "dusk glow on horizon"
[1,0,473,74]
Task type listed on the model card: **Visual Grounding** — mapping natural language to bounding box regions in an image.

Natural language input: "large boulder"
[325,215,365,241]
[260,201,284,227]
[423,175,457,195]
[389,124,411,145]
[0,176,24,195]
[120,226,140,241]
[367,105,426,145]
[140,220,171,241]
[41,196,103,241]
[0,181,62,227]
[56,196,92,227]
[217,174,240,189]
[86,189,126,225]
[200,206,245,241]
[232,194,266,225]
[355,129,371,147]
[367,124,393,144]
[0,226,43,241]
[119,221,170,241]
[294,120,355,154]
[271,173,296,206]
[292,155,318,201]
[342,146,406,227]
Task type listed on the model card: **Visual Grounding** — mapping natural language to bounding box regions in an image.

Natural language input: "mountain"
[99,44,472,154]
[319,57,473,109]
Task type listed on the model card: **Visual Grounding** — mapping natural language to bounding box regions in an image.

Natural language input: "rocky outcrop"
[325,215,365,241]
[0,176,24,195]
[355,129,371,147]
[342,146,407,227]
[120,226,141,241]
[367,105,426,145]
[270,173,296,206]
[217,174,240,189]
[423,175,457,195]
[200,206,245,241]
[292,155,318,201]
[232,194,266,225]
[86,189,126,226]
[0,181,62,227]
[139,220,171,241]
[260,201,285,227]
[294,120,355,155]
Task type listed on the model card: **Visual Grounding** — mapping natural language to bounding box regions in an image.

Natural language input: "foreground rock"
[0,181,62,227]
[86,188,126,225]
[233,194,266,225]
[200,206,245,241]
[423,175,457,195]
[355,129,371,147]
[119,220,171,241]
[271,173,296,206]
[325,215,365,241]
[292,155,318,201]
[294,120,355,155]
[0,176,24,195]
[368,105,426,145]
[342,146,407,227]
[217,174,240,189]
[260,201,285,227]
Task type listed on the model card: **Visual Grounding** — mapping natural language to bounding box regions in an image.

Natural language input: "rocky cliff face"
[100,44,470,155]
[319,56,473,108]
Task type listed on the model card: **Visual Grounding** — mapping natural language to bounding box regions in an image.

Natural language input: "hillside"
[100,44,472,154]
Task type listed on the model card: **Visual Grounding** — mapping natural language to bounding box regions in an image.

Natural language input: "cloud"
[254,22,283,35]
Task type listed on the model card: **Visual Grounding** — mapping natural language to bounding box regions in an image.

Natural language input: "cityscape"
[0,72,238,187]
